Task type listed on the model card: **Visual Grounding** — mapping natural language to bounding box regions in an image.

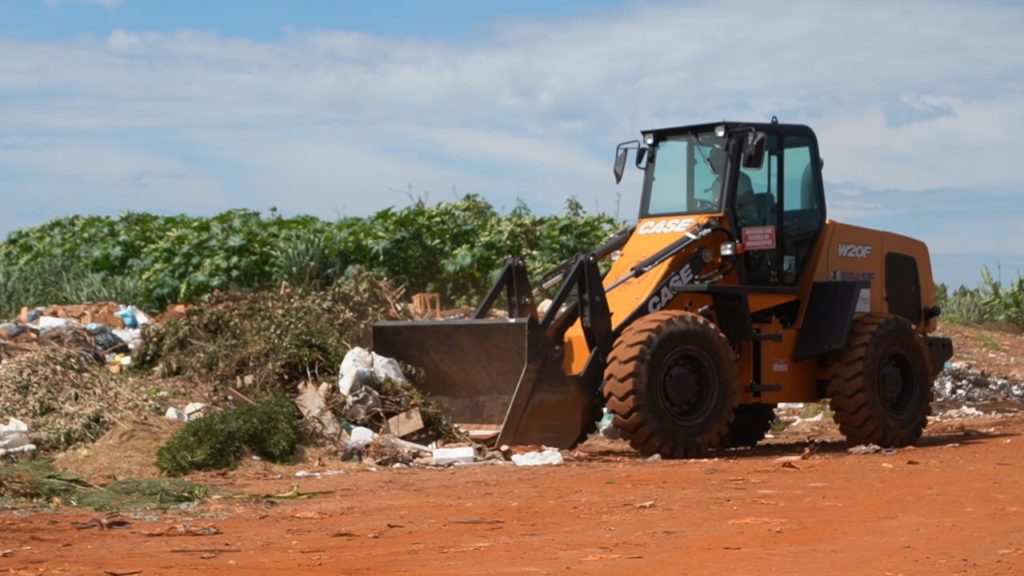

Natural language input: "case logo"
[637,218,694,235]
[647,264,695,313]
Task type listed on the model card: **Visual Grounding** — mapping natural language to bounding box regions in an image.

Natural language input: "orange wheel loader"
[373,119,953,457]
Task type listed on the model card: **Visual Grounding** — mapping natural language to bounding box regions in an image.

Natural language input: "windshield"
[643,133,727,216]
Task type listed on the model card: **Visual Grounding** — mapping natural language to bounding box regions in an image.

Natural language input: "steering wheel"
[693,198,717,211]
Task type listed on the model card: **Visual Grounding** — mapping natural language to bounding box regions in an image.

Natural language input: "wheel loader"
[373,119,954,458]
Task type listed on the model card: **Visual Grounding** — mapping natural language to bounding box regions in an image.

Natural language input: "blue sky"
[0,0,1022,289]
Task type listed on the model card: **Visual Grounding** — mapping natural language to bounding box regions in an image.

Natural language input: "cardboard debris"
[294,382,341,438]
[386,408,424,438]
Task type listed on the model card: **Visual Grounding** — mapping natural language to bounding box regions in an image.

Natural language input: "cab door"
[735,129,824,286]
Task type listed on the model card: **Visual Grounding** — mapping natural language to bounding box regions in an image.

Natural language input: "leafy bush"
[0,196,620,317]
[156,396,301,476]
[979,266,1024,326]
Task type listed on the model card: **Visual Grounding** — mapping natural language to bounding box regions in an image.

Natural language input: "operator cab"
[618,121,826,287]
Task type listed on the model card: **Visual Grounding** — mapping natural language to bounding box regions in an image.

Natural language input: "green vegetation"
[937,265,1024,328]
[155,396,301,476]
[134,269,403,389]
[0,460,206,510]
[0,195,620,317]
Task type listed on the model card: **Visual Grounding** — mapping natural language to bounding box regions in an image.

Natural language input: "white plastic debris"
[164,407,187,422]
[939,406,985,420]
[511,448,564,467]
[432,446,476,465]
[115,305,150,329]
[339,347,374,395]
[338,347,414,424]
[134,308,152,326]
[348,426,378,449]
[847,444,882,455]
[0,418,37,457]
[34,316,72,332]
[339,347,411,393]
[112,328,144,350]
[370,352,406,384]
[294,470,345,478]
[164,402,208,423]
[597,408,620,439]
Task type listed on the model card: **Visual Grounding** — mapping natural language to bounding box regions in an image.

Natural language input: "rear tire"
[723,404,776,449]
[827,314,933,447]
[604,311,738,458]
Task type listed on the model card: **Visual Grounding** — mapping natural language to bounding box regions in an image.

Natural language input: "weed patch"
[0,460,206,511]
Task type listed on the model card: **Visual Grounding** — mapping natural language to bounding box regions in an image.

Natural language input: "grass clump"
[73,478,207,511]
[0,460,206,511]
[0,460,91,505]
[156,396,301,476]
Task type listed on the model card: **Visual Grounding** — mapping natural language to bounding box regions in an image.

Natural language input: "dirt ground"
[2,409,1022,576]
[2,322,1024,575]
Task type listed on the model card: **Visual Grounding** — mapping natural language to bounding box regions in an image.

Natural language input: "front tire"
[827,314,933,447]
[603,311,739,458]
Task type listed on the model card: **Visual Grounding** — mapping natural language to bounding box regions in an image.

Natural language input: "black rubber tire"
[827,313,934,447]
[722,404,776,449]
[603,310,739,458]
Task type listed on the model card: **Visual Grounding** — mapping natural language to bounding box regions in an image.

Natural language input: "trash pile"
[290,346,566,468]
[934,362,1024,403]
[0,302,150,371]
[0,273,571,470]
[296,346,471,466]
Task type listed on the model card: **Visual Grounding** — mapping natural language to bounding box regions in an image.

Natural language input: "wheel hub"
[658,349,717,425]
[664,364,700,408]
[879,352,914,414]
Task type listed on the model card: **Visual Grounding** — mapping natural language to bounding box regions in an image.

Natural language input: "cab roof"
[641,121,817,141]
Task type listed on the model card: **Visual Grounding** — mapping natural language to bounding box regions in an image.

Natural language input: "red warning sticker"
[742,226,776,251]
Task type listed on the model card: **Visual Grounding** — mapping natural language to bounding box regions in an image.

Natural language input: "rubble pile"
[0,302,149,369]
[934,362,1024,403]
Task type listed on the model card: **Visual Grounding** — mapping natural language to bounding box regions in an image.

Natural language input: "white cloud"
[0,0,1022,258]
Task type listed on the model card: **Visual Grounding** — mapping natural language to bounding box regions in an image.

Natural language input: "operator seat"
[752,193,776,225]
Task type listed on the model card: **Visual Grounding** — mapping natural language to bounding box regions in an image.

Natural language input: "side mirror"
[613,148,628,184]
[613,139,646,183]
[742,131,766,169]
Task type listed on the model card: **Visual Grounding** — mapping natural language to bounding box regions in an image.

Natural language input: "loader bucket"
[372,318,599,448]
